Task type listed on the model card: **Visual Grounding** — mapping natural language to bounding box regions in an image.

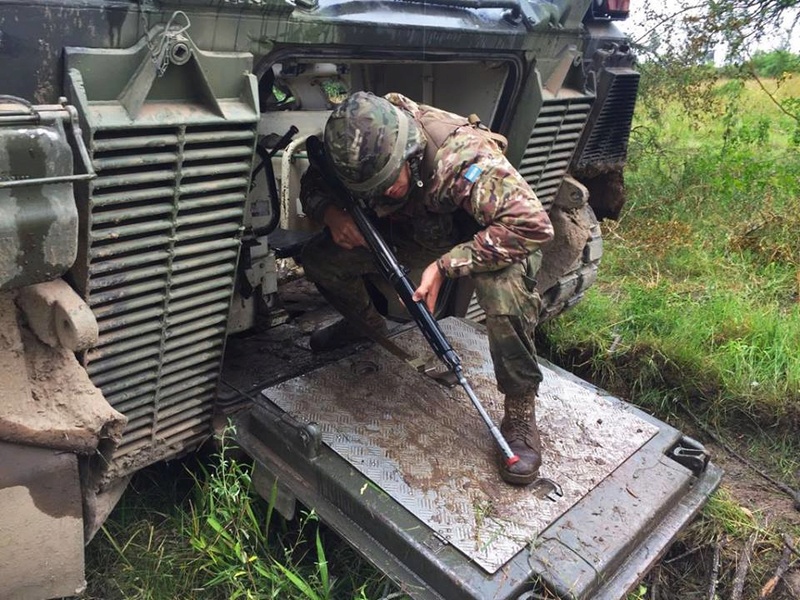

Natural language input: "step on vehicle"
[0,0,722,598]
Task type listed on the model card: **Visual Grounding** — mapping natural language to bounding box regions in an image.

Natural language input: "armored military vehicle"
[0,1,722,598]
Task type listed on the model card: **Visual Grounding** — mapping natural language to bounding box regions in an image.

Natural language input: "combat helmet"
[324,91,425,214]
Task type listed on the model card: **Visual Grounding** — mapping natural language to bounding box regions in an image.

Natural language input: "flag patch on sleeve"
[464,164,482,183]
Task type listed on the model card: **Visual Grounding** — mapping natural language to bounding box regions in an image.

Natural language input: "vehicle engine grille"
[518,93,593,211]
[77,124,254,477]
[573,68,639,170]
[65,32,258,479]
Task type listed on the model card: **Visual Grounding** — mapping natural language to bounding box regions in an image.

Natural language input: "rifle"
[305,135,519,467]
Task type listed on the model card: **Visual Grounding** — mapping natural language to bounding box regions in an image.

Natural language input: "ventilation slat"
[162,338,223,365]
[93,169,177,189]
[89,264,170,291]
[92,358,162,388]
[94,152,178,171]
[157,406,212,434]
[181,162,251,179]
[91,203,174,225]
[171,261,237,285]
[164,325,227,353]
[175,207,243,227]
[183,146,253,162]
[87,344,161,377]
[154,383,216,413]
[115,394,158,419]
[158,366,219,395]
[100,368,158,397]
[91,292,163,320]
[97,305,165,333]
[174,238,240,257]
[90,249,171,275]
[96,319,162,347]
[93,133,179,152]
[87,332,162,362]
[81,117,255,480]
[161,351,223,379]
[166,301,231,325]
[89,278,167,306]
[170,276,233,301]
[166,314,228,339]
[184,129,254,144]
[92,186,175,208]
[175,222,241,241]
[106,384,157,410]
[89,234,171,259]
[178,193,243,211]
[179,177,249,196]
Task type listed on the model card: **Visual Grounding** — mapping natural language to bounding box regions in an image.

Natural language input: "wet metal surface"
[264,318,658,573]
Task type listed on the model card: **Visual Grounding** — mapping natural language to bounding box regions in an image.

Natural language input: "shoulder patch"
[464,164,482,183]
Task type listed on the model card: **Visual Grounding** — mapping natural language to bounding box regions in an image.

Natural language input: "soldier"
[299,91,554,485]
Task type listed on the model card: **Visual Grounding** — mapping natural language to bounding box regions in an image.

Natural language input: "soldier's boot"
[499,392,542,485]
[309,310,388,352]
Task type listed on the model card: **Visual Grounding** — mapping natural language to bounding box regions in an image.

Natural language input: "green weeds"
[543,73,800,599]
[547,76,800,433]
[80,432,401,600]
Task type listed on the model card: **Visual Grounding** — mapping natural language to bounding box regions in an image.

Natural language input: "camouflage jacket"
[300,93,554,278]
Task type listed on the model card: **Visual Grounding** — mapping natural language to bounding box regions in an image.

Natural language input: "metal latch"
[668,436,710,476]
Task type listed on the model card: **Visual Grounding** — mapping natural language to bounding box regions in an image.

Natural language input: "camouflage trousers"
[302,229,543,397]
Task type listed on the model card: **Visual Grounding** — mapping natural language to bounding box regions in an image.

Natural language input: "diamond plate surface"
[263,318,658,573]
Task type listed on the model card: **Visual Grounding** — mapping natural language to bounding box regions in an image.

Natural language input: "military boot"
[309,312,388,352]
[499,392,542,485]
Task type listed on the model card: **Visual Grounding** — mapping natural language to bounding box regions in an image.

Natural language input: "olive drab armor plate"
[64,29,259,480]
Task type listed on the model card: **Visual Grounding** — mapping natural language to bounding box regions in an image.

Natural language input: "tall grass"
[544,75,800,443]
[80,432,402,600]
[540,71,800,600]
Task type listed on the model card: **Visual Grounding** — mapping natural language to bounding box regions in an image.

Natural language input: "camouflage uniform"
[301,92,554,398]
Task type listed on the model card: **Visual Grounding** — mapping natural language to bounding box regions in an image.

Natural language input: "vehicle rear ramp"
[234,317,722,600]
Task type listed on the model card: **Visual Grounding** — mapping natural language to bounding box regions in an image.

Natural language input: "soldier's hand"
[323,206,367,250]
[413,262,445,313]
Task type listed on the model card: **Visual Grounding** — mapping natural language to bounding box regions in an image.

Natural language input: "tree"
[629,1,800,130]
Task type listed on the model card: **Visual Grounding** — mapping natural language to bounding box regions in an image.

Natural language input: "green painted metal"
[63,28,259,480]
[0,99,94,290]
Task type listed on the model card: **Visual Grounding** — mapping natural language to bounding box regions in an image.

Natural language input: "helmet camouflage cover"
[324,91,426,214]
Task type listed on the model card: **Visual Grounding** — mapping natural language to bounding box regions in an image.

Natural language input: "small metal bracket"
[668,436,710,476]
[276,412,322,459]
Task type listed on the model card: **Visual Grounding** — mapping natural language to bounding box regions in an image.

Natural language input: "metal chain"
[137,3,192,77]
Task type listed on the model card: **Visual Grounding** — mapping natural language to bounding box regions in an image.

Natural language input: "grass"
[540,74,800,597]
[544,75,800,435]
[78,431,404,600]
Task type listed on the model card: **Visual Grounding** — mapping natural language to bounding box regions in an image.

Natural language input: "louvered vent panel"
[575,69,640,168]
[519,97,593,211]
[83,123,254,475]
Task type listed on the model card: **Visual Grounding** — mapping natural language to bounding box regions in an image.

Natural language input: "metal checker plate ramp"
[264,318,658,572]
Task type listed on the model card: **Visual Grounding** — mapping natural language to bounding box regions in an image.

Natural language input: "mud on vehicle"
[0,1,721,599]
